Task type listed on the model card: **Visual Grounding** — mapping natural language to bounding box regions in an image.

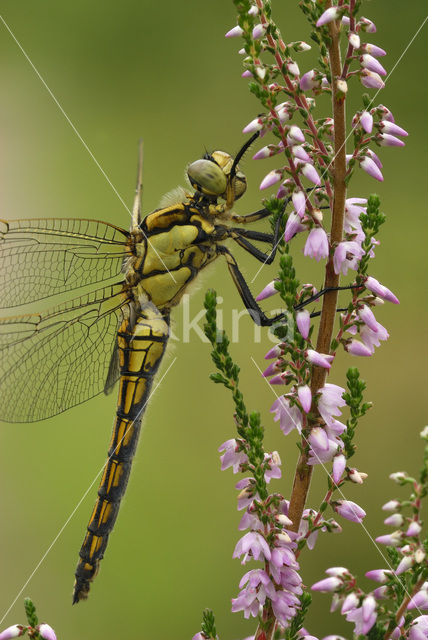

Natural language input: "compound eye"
[187,159,227,197]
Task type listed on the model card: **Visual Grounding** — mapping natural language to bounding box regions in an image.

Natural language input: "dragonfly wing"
[0,283,130,422]
[103,340,120,395]
[0,218,129,308]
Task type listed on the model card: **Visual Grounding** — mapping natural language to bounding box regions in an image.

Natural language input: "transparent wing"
[0,283,130,422]
[0,218,129,308]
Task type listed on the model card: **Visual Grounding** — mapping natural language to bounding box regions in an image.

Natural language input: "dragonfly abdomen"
[73,303,170,603]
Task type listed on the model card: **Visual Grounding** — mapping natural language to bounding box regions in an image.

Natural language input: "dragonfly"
[0,132,291,603]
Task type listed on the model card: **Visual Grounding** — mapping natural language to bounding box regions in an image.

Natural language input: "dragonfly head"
[187,150,247,205]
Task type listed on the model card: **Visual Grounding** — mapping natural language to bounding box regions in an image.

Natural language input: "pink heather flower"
[233,531,271,563]
[256,280,278,301]
[263,360,281,378]
[37,625,57,640]
[219,439,248,473]
[287,60,300,77]
[360,156,384,181]
[296,309,310,339]
[260,169,283,190]
[242,70,253,78]
[300,70,319,91]
[341,591,359,613]
[292,145,312,164]
[365,276,399,303]
[409,616,428,640]
[346,339,373,357]
[345,197,367,231]
[301,163,321,185]
[365,569,392,583]
[375,532,402,546]
[0,627,25,640]
[333,241,364,275]
[360,322,389,352]
[358,305,380,332]
[232,570,276,619]
[345,595,377,635]
[318,384,346,425]
[325,567,349,578]
[292,190,306,218]
[298,385,312,413]
[271,396,303,435]
[360,111,373,133]
[384,513,404,527]
[316,7,341,27]
[243,116,265,134]
[238,510,263,532]
[348,32,360,49]
[308,437,339,465]
[253,146,272,160]
[332,454,346,484]
[407,521,422,537]
[408,590,428,610]
[362,43,387,57]
[264,451,282,482]
[192,634,206,640]
[379,120,408,136]
[271,590,301,626]
[366,147,383,168]
[284,212,305,242]
[395,555,414,575]
[304,228,329,261]
[288,125,305,144]
[265,344,282,360]
[378,133,405,147]
[306,349,333,369]
[360,69,385,89]
[311,576,342,592]
[225,25,244,38]
[349,468,367,484]
[252,23,265,39]
[382,499,401,512]
[309,427,329,453]
[359,17,377,33]
[334,500,366,523]
[361,54,387,76]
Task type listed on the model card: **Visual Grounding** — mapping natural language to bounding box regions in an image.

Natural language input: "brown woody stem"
[288,8,347,533]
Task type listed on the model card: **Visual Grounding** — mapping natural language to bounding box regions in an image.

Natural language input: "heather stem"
[288,5,347,533]
[383,575,426,640]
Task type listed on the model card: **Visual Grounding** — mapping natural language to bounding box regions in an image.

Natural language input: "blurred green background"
[0,1,426,638]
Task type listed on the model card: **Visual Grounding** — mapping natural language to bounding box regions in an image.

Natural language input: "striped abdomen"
[73,303,170,603]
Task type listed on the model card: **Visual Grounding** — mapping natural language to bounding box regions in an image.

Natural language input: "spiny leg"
[217,245,283,327]
[294,285,363,311]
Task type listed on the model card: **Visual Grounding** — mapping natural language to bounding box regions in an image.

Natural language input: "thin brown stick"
[255,6,348,638]
[288,6,347,533]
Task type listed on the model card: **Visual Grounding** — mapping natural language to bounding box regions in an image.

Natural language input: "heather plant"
[192,1,427,639]
[0,598,57,640]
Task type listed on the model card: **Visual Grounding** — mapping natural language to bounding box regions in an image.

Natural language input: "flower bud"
[225,25,244,38]
[316,7,342,27]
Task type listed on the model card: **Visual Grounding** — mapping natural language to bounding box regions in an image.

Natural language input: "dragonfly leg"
[294,284,362,311]
[217,245,283,327]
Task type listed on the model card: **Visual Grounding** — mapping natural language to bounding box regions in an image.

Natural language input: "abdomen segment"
[73,303,170,603]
